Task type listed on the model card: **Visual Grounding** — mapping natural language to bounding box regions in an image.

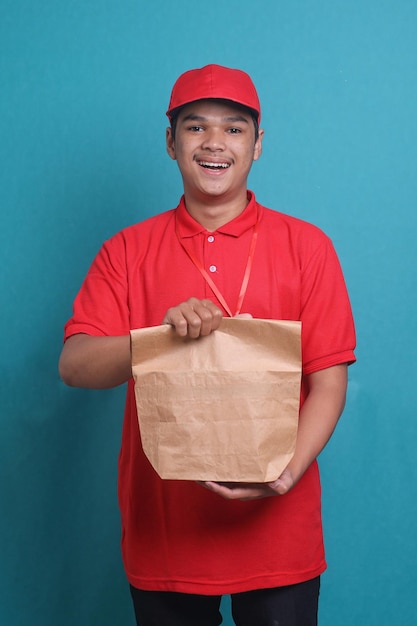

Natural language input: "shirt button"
[207,235,215,243]
[209,265,217,273]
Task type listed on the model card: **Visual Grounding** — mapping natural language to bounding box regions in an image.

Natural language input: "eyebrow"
[180,113,250,124]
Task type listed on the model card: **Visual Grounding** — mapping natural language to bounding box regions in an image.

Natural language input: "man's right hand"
[162,298,223,339]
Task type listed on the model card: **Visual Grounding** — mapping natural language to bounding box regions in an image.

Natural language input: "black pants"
[130,577,320,626]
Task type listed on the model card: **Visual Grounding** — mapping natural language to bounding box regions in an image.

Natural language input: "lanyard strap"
[176,213,260,317]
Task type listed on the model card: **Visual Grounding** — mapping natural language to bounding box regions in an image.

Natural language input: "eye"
[188,125,204,132]
[228,127,242,134]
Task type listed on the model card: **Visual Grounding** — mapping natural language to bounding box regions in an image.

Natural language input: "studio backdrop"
[1,1,416,624]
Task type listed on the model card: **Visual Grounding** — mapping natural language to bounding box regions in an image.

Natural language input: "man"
[59,64,356,625]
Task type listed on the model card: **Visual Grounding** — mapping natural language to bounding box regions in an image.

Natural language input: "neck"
[183,190,249,231]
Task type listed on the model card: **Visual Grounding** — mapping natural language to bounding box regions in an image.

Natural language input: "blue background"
[1,1,416,624]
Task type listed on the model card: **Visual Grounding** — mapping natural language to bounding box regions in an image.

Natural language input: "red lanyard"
[176,211,260,317]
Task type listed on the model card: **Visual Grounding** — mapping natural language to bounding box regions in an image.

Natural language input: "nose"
[201,127,225,151]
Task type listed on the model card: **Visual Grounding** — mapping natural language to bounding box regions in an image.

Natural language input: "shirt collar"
[175,191,260,239]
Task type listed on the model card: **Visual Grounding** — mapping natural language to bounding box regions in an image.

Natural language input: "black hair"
[169,99,259,142]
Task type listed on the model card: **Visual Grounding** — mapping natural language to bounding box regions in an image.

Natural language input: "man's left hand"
[197,467,295,501]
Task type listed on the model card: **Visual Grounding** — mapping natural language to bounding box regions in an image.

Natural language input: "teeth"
[199,161,230,169]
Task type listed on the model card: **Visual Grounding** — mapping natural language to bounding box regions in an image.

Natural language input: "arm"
[59,298,224,389]
[59,334,132,389]
[201,363,348,500]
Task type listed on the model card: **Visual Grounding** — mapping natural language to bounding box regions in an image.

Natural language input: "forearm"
[286,364,348,484]
[199,363,348,501]
[59,297,224,389]
[59,334,132,389]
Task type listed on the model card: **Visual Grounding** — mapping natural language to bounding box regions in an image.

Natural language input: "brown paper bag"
[131,318,301,482]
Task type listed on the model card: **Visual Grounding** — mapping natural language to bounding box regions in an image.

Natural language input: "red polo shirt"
[64,192,356,594]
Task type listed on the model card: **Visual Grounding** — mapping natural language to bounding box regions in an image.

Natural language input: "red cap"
[166,64,261,124]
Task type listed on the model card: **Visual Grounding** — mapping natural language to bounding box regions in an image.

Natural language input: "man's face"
[166,100,263,205]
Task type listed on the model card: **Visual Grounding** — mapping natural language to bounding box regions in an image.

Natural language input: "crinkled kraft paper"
[131,318,301,482]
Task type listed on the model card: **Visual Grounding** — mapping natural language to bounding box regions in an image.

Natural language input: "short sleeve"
[300,235,356,374]
[64,234,130,340]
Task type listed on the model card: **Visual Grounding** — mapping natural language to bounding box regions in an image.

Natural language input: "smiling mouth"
[197,160,230,170]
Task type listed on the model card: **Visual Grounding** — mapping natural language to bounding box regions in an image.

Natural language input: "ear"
[253,128,264,162]
[166,127,176,160]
